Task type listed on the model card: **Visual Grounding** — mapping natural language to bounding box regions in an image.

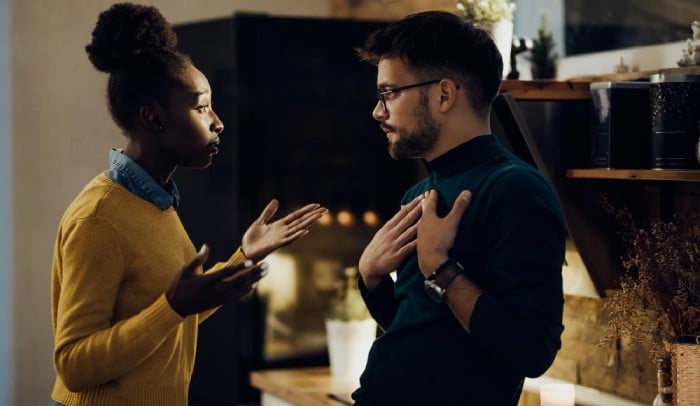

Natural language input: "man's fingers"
[386,196,423,230]
[386,195,423,228]
[396,222,418,247]
[257,199,280,224]
[446,190,472,222]
[421,190,439,215]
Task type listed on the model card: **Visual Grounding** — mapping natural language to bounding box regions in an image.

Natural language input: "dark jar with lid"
[649,73,700,169]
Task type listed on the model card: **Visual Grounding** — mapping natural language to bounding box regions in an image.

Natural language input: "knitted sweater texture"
[51,173,245,405]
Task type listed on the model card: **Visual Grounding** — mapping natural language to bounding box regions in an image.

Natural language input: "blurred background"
[1,1,696,405]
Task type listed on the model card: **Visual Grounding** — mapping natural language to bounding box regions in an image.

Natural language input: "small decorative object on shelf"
[650,73,700,169]
[653,356,673,406]
[598,199,700,406]
[527,13,558,79]
[507,36,533,79]
[589,81,651,169]
[614,57,630,74]
[677,20,700,67]
[456,0,516,78]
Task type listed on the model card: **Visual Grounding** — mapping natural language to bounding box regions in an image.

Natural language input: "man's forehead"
[377,57,415,83]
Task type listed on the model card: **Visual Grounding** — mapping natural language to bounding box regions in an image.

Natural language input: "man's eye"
[197,105,209,113]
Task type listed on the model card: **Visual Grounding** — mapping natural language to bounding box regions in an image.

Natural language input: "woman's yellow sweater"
[51,174,246,405]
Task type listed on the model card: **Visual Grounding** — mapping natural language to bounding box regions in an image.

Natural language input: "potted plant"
[456,0,516,77]
[599,199,700,404]
[527,13,557,79]
[325,266,376,385]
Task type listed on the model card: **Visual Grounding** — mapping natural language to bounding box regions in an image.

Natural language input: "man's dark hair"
[357,11,502,114]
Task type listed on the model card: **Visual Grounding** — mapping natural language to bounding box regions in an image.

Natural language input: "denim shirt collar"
[105,148,180,210]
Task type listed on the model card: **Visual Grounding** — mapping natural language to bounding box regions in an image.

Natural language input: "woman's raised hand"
[242,199,327,262]
[166,244,269,317]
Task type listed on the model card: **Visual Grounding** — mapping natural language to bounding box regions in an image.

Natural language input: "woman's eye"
[197,105,210,113]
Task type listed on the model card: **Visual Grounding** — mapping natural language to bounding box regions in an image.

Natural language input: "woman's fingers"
[282,203,321,224]
[256,199,280,225]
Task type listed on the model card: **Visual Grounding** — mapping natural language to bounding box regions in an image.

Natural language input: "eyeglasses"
[376,79,441,113]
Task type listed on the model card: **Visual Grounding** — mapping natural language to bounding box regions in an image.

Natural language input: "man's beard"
[386,93,440,160]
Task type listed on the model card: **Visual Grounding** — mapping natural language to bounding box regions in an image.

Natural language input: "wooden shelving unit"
[567,168,700,181]
[500,79,591,100]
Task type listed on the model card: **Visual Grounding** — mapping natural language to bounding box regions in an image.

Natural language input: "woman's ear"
[139,105,165,132]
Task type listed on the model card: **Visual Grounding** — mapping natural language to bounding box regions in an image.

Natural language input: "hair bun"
[85,3,178,73]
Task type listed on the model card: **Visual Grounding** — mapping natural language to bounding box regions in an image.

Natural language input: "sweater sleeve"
[53,217,185,392]
[467,170,566,377]
[358,275,398,330]
[197,247,248,323]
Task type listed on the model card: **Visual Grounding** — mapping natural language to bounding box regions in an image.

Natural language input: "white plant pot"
[325,318,377,387]
[480,19,513,78]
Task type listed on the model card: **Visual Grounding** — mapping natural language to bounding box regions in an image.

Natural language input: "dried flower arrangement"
[598,197,700,359]
[456,0,516,24]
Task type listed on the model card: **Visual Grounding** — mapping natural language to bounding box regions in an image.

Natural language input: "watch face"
[424,279,445,302]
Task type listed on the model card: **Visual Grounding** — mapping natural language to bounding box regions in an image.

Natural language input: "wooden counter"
[251,367,646,406]
[250,367,357,406]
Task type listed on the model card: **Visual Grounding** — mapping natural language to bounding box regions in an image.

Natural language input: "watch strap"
[432,260,463,291]
[425,260,463,302]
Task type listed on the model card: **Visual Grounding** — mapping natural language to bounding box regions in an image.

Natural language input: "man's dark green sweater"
[353,135,566,405]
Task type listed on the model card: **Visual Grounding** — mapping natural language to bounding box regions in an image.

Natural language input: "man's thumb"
[447,190,472,221]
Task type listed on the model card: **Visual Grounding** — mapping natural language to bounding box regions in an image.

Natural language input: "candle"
[540,383,575,406]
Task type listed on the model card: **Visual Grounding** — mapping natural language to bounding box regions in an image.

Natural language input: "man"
[354,11,566,405]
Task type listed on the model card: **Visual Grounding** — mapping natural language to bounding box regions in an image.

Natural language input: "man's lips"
[381,125,396,139]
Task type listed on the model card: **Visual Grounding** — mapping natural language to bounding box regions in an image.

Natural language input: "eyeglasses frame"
[376,79,442,113]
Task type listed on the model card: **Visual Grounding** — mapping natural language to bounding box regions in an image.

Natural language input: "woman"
[50,3,326,405]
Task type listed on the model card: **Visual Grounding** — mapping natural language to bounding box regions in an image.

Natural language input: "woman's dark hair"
[85,3,191,132]
[357,11,502,114]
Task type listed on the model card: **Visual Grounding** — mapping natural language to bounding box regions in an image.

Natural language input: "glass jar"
[653,356,672,406]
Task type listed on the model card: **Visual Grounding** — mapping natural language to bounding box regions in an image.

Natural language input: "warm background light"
[317,211,333,226]
[336,210,355,226]
[362,210,380,227]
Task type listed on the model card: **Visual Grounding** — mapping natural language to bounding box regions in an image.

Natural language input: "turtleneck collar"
[426,134,500,177]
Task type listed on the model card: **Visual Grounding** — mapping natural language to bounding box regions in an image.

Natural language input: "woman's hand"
[166,244,269,317]
[417,189,471,277]
[242,199,327,262]
[358,195,424,290]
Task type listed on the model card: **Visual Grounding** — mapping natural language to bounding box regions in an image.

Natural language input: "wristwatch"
[424,260,463,302]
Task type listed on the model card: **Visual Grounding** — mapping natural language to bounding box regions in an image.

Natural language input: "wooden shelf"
[567,168,700,181]
[500,80,591,100]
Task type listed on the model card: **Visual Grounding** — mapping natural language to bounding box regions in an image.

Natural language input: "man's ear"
[438,79,459,113]
[139,105,165,132]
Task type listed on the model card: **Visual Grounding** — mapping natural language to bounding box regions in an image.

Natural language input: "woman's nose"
[211,111,224,134]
